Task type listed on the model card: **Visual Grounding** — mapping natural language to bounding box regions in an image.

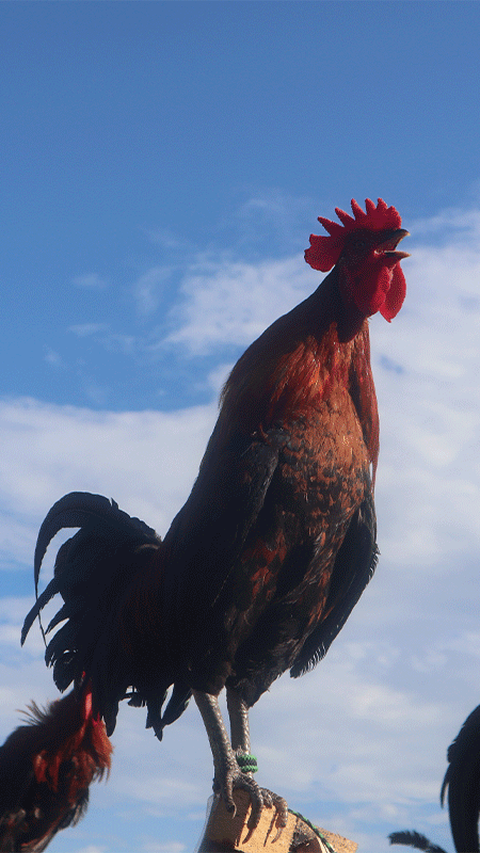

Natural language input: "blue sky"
[2,0,480,413]
[1,2,480,852]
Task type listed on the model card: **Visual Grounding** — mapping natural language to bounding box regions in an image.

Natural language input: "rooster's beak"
[375,228,410,262]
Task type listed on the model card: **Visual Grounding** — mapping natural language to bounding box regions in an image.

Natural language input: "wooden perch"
[196,791,357,853]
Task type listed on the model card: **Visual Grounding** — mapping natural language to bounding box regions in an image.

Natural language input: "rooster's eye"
[349,237,368,256]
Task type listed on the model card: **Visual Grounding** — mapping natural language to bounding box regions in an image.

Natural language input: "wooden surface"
[196,791,358,853]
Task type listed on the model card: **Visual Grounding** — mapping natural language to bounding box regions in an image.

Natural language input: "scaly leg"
[226,687,289,840]
[226,686,251,754]
[193,689,268,832]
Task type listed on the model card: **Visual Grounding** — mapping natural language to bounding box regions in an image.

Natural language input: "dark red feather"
[0,688,111,851]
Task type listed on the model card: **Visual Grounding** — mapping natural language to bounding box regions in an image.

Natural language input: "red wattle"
[379,265,407,322]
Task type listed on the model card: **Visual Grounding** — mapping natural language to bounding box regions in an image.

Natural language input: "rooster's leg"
[193,689,269,833]
[226,687,288,839]
[226,687,251,754]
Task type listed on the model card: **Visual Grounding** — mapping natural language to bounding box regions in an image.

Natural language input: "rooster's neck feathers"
[219,273,378,470]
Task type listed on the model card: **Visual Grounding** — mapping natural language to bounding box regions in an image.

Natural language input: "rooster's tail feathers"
[22,491,160,646]
[0,688,112,851]
[21,492,183,738]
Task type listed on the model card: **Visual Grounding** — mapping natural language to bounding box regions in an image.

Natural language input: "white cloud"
[0,398,216,552]
[411,206,480,242]
[164,253,313,354]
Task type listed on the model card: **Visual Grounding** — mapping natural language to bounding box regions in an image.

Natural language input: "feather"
[389,830,448,853]
[0,690,111,852]
[441,705,480,853]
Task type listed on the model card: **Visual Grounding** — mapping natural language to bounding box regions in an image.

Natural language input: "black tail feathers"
[22,492,191,740]
[22,491,160,647]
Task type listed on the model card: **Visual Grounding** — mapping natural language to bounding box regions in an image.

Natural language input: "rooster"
[0,689,111,851]
[388,707,480,853]
[441,704,480,852]
[2,198,409,847]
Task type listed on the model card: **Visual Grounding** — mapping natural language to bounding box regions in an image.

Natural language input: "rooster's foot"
[214,767,288,842]
[193,690,288,841]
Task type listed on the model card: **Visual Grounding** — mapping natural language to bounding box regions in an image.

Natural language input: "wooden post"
[196,791,358,853]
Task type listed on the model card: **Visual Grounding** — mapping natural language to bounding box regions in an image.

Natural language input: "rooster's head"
[305,198,409,322]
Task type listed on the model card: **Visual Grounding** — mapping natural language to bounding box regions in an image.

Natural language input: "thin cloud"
[72,273,109,289]
[164,253,313,354]
[69,323,110,337]
[144,226,189,252]
[43,346,64,368]
[410,206,480,242]
[133,266,174,317]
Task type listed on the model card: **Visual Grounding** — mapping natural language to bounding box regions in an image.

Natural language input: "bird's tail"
[441,704,480,853]
[21,492,191,740]
[388,830,448,853]
[0,687,112,851]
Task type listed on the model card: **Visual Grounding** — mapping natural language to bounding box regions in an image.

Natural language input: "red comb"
[305,198,402,272]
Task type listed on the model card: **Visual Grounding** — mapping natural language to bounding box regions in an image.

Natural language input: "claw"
[215,765,261,825]
[262,788,288,844]
[214,765,288,842]
[193,691,288,843]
